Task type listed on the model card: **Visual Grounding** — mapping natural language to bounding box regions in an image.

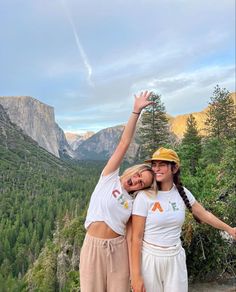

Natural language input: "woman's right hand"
[131,275,146,292]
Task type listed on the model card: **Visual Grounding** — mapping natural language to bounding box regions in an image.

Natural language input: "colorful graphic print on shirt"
[151,201,179,212]
[112,189,129,209]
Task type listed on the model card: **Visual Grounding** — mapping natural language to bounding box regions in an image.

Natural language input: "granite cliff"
[75,125,139,162]
[0,96,73,158]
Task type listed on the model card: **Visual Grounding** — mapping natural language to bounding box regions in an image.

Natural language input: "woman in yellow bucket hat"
[131,147,236,292]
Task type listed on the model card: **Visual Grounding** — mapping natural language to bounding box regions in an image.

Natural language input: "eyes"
[135,172,151,188]
[152,162,168,168]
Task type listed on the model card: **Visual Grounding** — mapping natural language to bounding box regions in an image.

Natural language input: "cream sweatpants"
[79,233,130,292]
[141,241,188,292]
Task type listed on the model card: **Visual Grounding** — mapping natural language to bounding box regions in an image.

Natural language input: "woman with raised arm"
[79,91,157,292]
[131,147,236,292]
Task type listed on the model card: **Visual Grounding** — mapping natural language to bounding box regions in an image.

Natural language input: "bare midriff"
[87,221,121,239]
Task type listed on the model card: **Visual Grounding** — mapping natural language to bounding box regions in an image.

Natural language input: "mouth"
[155,173,163,177]
[127,178,133,186]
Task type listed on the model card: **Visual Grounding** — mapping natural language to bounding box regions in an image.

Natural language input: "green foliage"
[181,133,236,281]
[25,241,58,292]
[137,86,236,281]
[205,85,236,140]
[183,196,236,281]
[1,86,236,288]
[62,271,80,292]
[216,138,236,196]
[180,114,202,175]
[25,216,86,291]
[137,93,171,159]
[0,107,103,288]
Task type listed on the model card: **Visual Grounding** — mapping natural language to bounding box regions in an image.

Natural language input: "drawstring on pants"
[103,240,115,272]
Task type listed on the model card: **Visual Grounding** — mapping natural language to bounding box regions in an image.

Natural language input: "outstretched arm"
[102,91,152,176]
[192,201,236,239]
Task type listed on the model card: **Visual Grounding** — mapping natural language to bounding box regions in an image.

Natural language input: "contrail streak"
[60,0,93,86]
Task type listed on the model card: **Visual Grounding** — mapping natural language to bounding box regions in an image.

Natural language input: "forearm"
[120,112,140,147]
[200,211,231,233]
[193,202,231,232]
[126,220,132,276]
[120,91,151,147]
[131,237,143,279]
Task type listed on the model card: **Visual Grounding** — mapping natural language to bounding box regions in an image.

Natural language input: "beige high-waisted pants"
[79,233,130,292]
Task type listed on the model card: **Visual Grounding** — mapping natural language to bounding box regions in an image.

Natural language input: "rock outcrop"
[0,96,73,158]
[65,131,95,150]
[168,108,209,139]
[75,125,139,162]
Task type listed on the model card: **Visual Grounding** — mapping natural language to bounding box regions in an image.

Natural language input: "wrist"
[133,107,142,113]
[132,111,140,115]
[226,226,233,234]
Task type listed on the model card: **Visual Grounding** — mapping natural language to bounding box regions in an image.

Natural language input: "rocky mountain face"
[168,92,236,138]
[168,108,208,139]
[75,125,124,160]
[65,131,95,150]
[1,93,234,161]
[71,92,236,160]
[74,125,139,162]
[0,96,73,158]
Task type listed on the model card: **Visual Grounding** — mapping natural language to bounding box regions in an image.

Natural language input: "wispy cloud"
[60,0,94,86]
[0,0,235,132]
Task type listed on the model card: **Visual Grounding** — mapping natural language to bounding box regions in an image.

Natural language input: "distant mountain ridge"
[1,92,235,161]
[65,131,95,150]
[74,125,139,162]
[168,92,235,138]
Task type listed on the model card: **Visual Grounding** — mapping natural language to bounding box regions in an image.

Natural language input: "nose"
[133,177,142,185]
[152,165,159,172]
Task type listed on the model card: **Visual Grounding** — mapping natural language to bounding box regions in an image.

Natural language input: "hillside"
[0,104,103,288]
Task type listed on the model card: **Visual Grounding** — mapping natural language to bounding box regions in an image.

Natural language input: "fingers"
[135,90,152,100]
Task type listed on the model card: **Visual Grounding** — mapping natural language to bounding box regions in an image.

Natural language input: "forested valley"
[0,86,235,291]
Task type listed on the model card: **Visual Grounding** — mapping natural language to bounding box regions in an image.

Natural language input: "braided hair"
[171,162,201,223]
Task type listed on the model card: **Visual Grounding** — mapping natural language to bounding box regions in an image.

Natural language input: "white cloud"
[0,0,235,132]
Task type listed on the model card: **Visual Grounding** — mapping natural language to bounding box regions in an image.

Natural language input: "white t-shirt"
[84,169,134,235]
[132,185,196,246]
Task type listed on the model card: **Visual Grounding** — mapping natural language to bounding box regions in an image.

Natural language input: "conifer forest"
[0,86,235,291]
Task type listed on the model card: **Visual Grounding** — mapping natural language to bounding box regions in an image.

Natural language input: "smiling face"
[122,170,154,193]
[151,160,177,184]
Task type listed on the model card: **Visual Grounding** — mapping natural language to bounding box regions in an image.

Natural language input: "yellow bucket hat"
[145,147,180,166]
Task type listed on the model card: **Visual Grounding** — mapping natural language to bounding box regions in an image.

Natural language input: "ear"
[172,164,179,174]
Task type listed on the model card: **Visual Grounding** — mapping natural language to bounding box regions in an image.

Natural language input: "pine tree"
[180,114,201,174]
[137,93,170,159]
[205,85,236,140]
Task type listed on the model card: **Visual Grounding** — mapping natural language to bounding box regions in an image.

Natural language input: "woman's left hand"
[227,227,236,240]
[133,91,154,114]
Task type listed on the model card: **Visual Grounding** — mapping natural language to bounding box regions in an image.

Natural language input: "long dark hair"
[156,161,201,223]
[171,163,201,223]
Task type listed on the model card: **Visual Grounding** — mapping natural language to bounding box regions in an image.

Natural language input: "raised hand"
[133,91,153,114]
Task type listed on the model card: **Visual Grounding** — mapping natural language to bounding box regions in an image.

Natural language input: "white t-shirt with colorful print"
[132,185,196,246]
[85,169,134,235]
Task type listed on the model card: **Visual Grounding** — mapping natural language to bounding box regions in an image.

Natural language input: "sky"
[0,0,235,134]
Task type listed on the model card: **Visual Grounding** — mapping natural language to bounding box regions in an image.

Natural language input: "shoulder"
[100,168,120,182]
[134,190,152,201]
[132,191,152,216]
[182,186,196,205]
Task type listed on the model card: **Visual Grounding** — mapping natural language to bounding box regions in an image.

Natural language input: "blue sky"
[0,0,235,133]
